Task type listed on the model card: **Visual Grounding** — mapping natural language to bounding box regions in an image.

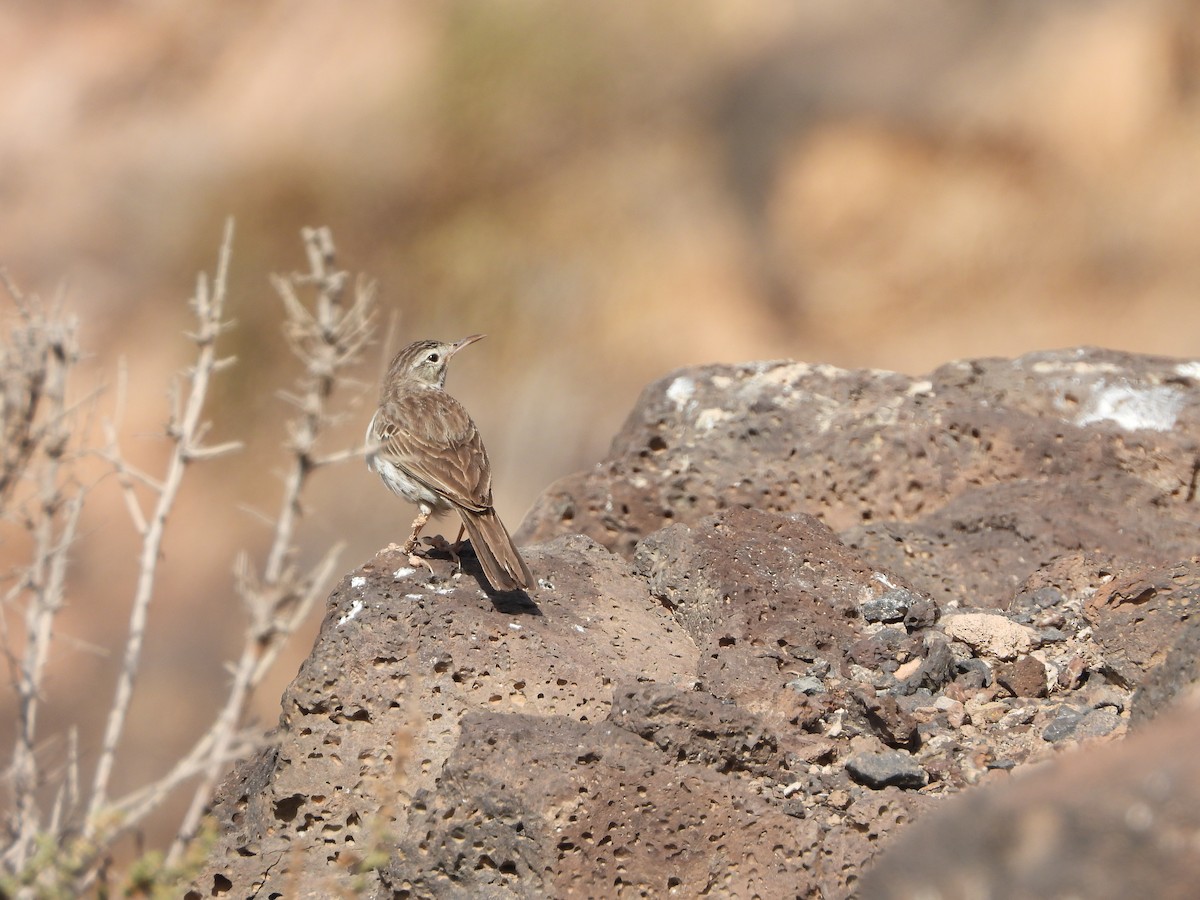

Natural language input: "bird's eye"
[427,352,440,363]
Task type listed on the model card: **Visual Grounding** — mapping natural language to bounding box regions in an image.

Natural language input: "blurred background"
[3,0,1200,855]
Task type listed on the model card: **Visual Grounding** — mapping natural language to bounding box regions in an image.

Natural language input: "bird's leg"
[402,507,432,554]
[403,507,437,575]
[438,523,466,575]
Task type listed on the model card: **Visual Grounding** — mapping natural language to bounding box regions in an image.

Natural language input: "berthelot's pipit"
[366,334,533,592]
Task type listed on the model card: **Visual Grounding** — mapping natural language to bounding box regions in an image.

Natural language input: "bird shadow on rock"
[484,587,540,615]
[423,539,542,615]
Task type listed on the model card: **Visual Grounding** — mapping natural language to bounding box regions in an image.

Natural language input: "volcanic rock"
[941,612,1039,660]
[192,349,1200,898]
[845,749,929,790]
[996,654,1050,698]
[860,703,1200,899]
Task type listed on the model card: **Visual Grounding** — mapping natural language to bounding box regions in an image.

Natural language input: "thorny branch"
[0,280,85,873]
[85,219,242,835]
[1,223,376,892]
[166,226,376,864]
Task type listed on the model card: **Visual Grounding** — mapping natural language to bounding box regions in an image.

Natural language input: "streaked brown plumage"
[366,334,533,592]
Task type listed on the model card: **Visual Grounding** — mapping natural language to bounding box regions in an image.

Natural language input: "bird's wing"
[370,389,494,512]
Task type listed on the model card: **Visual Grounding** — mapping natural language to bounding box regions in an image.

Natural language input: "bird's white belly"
[370,453,449,513]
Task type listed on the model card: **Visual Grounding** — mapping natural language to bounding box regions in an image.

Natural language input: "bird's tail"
[458,507,533,592]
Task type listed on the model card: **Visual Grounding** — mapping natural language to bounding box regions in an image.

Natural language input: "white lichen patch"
[1076,382,1184,432]
[666,376,695,409]
[337,599,364,626]
[752,362,813,389]
[393,567,417,580]
[696,407,734,431]
[350,576,366,590]
[1030,357,1124,376]
[1174,361,1200,380]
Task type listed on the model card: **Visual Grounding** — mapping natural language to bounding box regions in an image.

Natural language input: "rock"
[383,711,818,898]
[861,589,913,623]
[787,675,826,695]
[1127,562,1200,724]
[1087,559,1200,689]
[860,705,1200,899]
[902,595,940,630]
[896,637,957,696]
[1073,707,1123,742]
[631,508,883,733]
[193,510,922,899]
[1042,706,1085,743]
[942,613,1039,660]
[846,750,929,790]
[996,655,1049,698]
[851,689,920,749]
[193,536,700,897]
[192,349,1200,897]
[608,681,789,777]
[1030,586,1066,609]
[848,627,918,673]
[892,658,921,682]
[518,351,1200,591]
[955,657,993,689]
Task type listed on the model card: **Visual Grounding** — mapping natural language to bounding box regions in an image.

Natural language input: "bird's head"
[387,333,485,389]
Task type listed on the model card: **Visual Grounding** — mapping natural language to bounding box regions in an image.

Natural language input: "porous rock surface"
[193,349,1200,898]
[859,698,1200,900]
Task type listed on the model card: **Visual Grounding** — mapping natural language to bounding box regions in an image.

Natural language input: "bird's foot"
[400,538,436,577]
[408,551,435,577]
[425,534,462,575]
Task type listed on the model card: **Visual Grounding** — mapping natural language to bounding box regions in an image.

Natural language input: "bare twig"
[0,280,85,874]
[2,222,377,892]
[86,219,243,832]
[166,227,376,865]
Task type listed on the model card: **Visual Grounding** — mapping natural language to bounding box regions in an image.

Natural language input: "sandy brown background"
[3,0,1199,855]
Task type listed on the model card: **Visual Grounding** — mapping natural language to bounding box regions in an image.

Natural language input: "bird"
[365,334,533,592]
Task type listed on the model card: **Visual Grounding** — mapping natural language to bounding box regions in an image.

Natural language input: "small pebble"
[1031,587,1065,609]
[861,590,913,623]
[845,749,929,790]
[999,705,1037,727]
[827,789,852,810]
[1042,707,1085,743]
[956,658,993,689]
[893,658,922,681]
[1074,707,1122,740]
[903,596,940,630]
[787,676,826,696]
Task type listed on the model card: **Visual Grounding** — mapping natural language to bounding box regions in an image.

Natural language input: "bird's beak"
[448,333,486,358]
